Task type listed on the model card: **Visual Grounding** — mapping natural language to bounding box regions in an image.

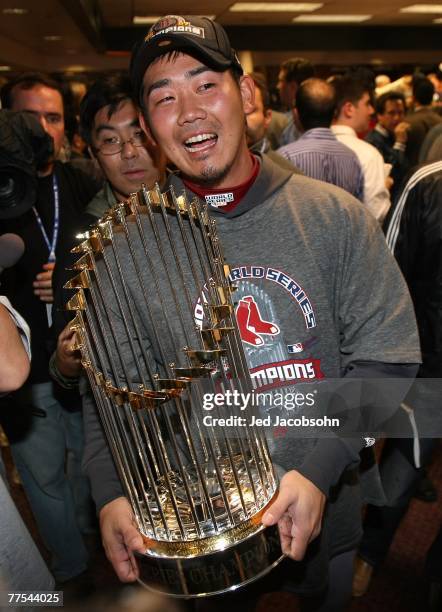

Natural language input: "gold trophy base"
[136,524,284,598]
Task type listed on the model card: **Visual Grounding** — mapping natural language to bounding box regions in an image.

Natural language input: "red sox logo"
[235,295,280,346]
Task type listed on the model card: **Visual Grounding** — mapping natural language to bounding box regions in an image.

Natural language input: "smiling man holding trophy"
[71,15,420,612]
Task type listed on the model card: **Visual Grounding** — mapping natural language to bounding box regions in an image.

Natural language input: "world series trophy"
[65,185,284,597]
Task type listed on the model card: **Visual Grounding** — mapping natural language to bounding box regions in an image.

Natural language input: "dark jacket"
[365,125,409,201]
[0,161,100,383]
[406,107,441,167]
[386,161,442,377]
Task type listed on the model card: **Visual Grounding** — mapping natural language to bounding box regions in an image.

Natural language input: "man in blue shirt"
[278,78,364,201]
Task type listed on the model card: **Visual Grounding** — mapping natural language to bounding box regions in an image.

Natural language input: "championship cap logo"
[144,15,205,43]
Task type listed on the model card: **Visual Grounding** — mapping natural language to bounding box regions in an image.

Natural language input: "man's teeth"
[185,133,216,146]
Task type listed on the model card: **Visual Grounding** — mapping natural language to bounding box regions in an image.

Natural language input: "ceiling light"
[133,15,216,24]
[400,4,442,13]
[65,65,87,73]
[293,14,372,22]
[2,8,28,15]
[229,3,323,12]
[44,35,62,41]
[0,66,11,71]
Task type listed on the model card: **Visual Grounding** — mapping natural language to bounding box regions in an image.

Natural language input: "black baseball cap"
[130,15,243,101]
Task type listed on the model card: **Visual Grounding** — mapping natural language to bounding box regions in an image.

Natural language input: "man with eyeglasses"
[0,73,100,589]
[51,74,166,384]
[365,92,410,201]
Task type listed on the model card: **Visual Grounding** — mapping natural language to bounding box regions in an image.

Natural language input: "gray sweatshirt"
[81,154,419,591]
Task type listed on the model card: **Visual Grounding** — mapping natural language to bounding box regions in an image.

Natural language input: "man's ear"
[239,74,256,115]
[342,101,355,119]
[139,110,157,147]
[292,107,302,132]
[285,81,298,109]
[264,108,272,131]
[87,145,97,162]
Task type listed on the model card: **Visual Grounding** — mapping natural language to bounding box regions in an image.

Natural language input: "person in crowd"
[66,114,103,183]
[0,296,54,597]
[50,73,166,384]
[0,72,101,585]
[375,74,414,109]
[419,122,442,163]
[365,92,410,201]
[331,74,391,222]
[246,72,301,174]
[353,160,442,599]
[406,76,441,166]
[375,75,391,89]
[265,109,291,150]
[427,69,442,107]
[277,78,364,200]
[273,56,314,147]
[81,15,420,612]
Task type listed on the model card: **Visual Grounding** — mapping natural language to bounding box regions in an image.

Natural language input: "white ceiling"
[102,0,442,26]
[0,0,440,74]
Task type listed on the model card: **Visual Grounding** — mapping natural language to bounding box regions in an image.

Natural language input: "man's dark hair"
[332,74,371,116]
[0,72,63,109]
[413,77,435,106]
[375,91,406,115]
[295,78,336,131]
[79,74,135,145]
[250,72,270,111]
[281,58,314,86]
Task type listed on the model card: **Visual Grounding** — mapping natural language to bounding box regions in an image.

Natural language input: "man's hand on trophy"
[261,470,326,561]
[99,496,146,582]
[55,323,82,378]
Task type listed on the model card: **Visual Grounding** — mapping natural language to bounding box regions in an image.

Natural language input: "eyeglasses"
[94,130,147,156]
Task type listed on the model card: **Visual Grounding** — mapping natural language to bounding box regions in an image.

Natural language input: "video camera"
[0,109,53,220]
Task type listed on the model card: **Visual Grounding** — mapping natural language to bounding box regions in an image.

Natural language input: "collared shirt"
[277,127,364,201]
[331,124,391,222]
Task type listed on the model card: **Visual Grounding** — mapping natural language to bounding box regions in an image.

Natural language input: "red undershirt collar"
[182,154,259,213]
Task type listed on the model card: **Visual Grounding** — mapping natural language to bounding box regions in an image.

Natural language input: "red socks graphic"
[236,296,280,346]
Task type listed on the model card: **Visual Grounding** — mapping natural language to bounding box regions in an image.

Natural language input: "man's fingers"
[288,523,310,561]
[33,287,54,303]
[103,522,144,582]
[34,287,52,294]
[58,326,76,343]
[124,526,146,554]
[34,277,52,286]
[262,488,294,526]
[276,513,310,560]
[262,471,326,561]
[276,513,292,555]
[109,547,139,582]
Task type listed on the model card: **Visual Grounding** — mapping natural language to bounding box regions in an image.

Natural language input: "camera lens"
[0,175,14,200]
[0,167,36,218]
